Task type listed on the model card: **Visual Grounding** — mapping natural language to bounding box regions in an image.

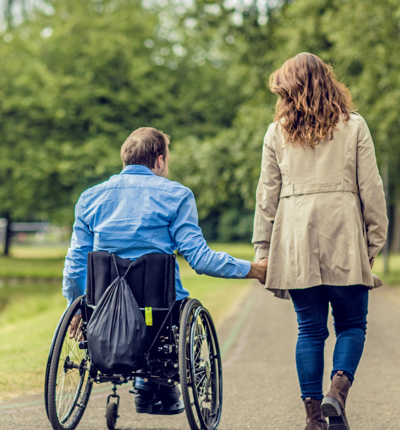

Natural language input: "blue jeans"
[135,376,152,391]
[289,285,368,400]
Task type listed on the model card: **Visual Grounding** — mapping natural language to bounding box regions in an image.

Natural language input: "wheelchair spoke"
[195,373,207,390]
[47,298,93,430]
[179,299,223,430]
[57,371,76,416]
[56,371,66,416]
[194,345,202,362]
[64,334,82,361]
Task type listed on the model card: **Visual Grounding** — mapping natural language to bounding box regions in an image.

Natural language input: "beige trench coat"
[252,113,388,300]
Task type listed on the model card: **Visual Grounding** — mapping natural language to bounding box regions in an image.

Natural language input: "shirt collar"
[120,165,155,176]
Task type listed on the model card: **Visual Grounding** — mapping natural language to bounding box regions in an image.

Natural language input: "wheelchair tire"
[45,308,67,419]
[47,296,93,430]
[106,402,118,430]
[179,299,223,430]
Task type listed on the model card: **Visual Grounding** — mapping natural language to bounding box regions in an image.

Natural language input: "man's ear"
[155,154,164,170]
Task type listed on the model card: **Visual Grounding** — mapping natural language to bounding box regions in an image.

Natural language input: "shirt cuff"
[235,259,252,278]
[254,241,270,260]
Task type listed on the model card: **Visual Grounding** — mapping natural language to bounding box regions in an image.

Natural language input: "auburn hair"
[270,53,354,147]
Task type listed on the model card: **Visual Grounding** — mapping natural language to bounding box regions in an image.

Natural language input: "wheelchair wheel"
[45,308,68,419]
[47,296,93,430]
[179,299,223,430]
[106,402,118,430]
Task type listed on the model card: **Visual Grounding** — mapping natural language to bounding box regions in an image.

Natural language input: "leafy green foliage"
[0,0,245,226]
[1,0,399,242]
[171,0,400,240]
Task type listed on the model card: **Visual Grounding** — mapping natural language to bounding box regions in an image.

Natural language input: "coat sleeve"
[252,124,282,259]
[356,117,388,258]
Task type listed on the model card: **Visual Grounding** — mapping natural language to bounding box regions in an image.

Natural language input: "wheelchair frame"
[45,293,223,430]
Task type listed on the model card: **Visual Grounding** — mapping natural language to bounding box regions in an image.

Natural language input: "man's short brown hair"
[120,127,170,168]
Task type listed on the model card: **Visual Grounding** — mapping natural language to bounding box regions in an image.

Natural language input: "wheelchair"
[44,252,223,430]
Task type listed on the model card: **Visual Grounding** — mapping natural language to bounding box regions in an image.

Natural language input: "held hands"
[257,258,269,284]
[246,257,269,285]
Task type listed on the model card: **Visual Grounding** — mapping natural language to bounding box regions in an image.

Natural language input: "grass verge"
[0,242,255,279]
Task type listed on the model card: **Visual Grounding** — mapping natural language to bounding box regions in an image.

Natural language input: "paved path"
[1,284,400,429]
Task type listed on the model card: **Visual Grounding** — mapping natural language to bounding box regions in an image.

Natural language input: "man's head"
[121,127,170,178]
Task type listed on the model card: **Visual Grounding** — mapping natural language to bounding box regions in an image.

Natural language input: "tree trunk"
[391,192,400,253]
[381,158,390,274]
[4,212,12,257]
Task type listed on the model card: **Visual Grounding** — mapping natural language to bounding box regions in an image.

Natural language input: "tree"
[0,0,246,253]
[171,0,400,243]
[2,0,399,247]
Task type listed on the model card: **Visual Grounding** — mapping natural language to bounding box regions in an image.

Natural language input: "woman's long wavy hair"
[270,53,354,147]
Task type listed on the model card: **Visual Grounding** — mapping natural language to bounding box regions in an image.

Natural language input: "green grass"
[0,243,255,279]
[3,243,399,286]
[0,258,65,278]
[373,253,400,287]
[0,245,67,278]
[0,290,66,400]
[9,244,69,259]
[0,244,254,400]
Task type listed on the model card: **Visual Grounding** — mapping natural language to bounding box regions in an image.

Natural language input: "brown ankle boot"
[321,371,351,430]
[303,398,328,430]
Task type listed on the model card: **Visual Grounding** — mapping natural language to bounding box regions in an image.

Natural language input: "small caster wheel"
[106,402,118,430]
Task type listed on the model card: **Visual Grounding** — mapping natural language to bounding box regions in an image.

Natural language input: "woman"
[252,53,388,430]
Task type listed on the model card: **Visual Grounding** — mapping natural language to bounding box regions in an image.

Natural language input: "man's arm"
[62,195,94,307]
[169,189,265,283]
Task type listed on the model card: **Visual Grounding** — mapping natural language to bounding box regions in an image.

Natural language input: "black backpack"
[86,254,149,374]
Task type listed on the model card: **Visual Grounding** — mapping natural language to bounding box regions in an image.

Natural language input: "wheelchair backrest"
[86,251,176,308]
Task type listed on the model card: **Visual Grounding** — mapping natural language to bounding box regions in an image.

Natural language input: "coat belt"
[280,181,359,198]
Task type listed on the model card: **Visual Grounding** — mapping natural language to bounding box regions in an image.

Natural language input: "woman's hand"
[256,258,269,285]
[257,257,269,269]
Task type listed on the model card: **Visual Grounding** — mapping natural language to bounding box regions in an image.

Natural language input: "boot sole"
[321,398,349,430]
[135,401,162,414]
[135,406,153,414]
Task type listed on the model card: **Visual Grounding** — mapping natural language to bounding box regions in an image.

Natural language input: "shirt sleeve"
[252,124,282,259]
[62,195,94,307]
[357,117,388,258]
[169,189,251,278]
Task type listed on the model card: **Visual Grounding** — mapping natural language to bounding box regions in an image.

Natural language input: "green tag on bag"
[145,307,153,326]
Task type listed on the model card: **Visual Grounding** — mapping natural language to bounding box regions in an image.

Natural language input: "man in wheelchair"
[62,127,267,417]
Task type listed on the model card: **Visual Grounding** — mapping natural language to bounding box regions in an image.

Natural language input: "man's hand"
[369,257,375,269]
[68,314,83,341]
[246,258,268,285]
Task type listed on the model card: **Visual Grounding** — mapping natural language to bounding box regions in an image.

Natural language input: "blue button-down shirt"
[62,165,251,306]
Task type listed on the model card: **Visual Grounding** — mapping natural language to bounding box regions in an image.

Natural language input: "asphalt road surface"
[1,284,399,430]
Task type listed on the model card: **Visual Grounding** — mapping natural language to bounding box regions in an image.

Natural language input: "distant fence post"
[2,213,12,257]
[0,218,52,256]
